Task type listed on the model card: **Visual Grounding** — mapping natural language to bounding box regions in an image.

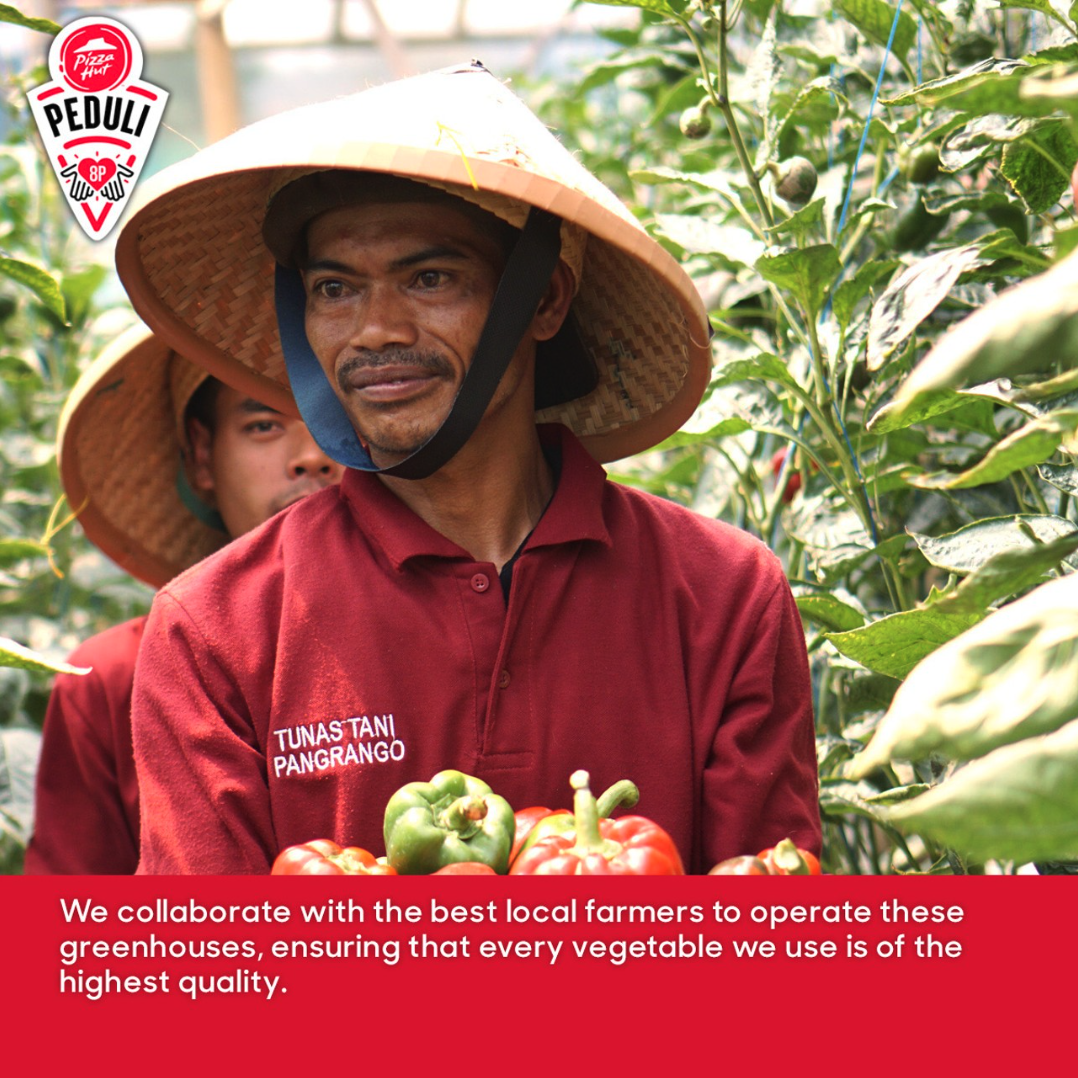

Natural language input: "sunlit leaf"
[867,244,985,371]
[755,244,841,319]
[910,515,1078,573]
[834,0,917,63]
[892,247,1078,408]
[849,572,1078,772]
[825,606,986,680]
[885,718,1078,863]
[0,636,89,676]
[0,258,66,321]
[1000,120,1078,214]
[0,3,59,33]
[910,414,1073,490]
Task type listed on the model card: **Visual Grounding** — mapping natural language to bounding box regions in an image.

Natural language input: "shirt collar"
[339,424,612,571]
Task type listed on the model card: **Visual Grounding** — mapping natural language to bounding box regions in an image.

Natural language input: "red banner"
[1,874,1071,1068]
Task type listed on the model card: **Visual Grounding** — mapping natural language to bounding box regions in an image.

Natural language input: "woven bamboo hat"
[57,322,227,589]
[114,62,712,468]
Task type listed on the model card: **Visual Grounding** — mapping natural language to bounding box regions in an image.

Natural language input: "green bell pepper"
[383,769,516,875]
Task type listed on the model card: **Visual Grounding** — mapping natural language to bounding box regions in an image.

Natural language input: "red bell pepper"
[510,778,639,864]
[708,855,770,875]
[509,771,684,875]
[757,838,822,875]
[271,839,397,876]
[431,862,498,875]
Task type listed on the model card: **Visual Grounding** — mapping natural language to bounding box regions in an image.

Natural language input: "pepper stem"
[595,779,639,818]
[441,795,488,837]
[569,770,620,860]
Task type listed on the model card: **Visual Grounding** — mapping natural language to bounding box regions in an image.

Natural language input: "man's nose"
[289,427,344,483]
[349,283,419,351]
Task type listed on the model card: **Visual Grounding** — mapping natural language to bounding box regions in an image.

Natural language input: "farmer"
[24,324,342,874]
[117,62,820,874]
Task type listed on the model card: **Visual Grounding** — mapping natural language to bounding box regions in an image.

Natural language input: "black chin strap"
[380,206,563,479]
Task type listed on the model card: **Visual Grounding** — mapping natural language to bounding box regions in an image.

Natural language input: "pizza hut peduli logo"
[28,16,168,241]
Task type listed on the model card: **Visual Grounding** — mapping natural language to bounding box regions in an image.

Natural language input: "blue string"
[835,0,906,239]
[807,2,908,547]
[917,14,923,85]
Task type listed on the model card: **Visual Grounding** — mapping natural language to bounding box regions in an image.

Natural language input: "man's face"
[299,200,513,465]
[189,385,343,538]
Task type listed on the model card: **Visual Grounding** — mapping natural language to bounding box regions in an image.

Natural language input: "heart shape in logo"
[76,158,117,192]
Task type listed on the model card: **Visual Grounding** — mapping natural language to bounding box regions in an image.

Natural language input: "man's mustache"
[336,349,453,392]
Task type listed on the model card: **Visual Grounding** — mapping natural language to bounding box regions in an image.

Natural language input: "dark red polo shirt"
[132,426,819,874]
[24,616,146,874]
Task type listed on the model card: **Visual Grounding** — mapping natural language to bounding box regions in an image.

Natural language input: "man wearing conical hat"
[24,324,342,874]
[118,63,820,874]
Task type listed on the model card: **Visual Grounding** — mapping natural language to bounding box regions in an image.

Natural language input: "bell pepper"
[708,855,770,876]
[384,769,516,875]
[510,778,639,864]
[758,838,822,876]
[509,771,684,875]
[431,862,498,875]
[271,839,397,876]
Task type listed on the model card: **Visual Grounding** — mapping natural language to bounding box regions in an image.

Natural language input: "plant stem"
[680,3,774,228]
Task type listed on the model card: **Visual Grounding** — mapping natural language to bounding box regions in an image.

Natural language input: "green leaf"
[709,352,797,390]
[928,529,1078,616]
[834,0,917,63]
[1000,120,1078,214]
[1039,463,1078,495]
[885,718,1078,863]
[863,783,933,805]
[792,585,867,632]
[999,0,1076,32]
[849,572,1078,772]
[652,213,766,266]
[910,515,1078,573]
[755,244,840,319]
[961,375,1078,419]
[0,538,50,568]
[747,7,781,168]
[866,244,986,371]
[819,778,890,822]
[868,387,972,433]
[656,416,752,449]
[631,166,752,220]
[584,0,689,14]
[0,258,66,321]
[825,606,986,681]
[0,3,59,33]
[910,414,1071,490]
[1054,222,1078,259]
[772,76,848,150]
[832,258,900,333]
[0,636,89,676]
[885,58,1052,116]
[765,197,826,241]
[891,245,1078,407]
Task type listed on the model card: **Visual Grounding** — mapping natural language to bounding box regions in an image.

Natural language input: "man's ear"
[532,260,575,342]
[185,417,216,496]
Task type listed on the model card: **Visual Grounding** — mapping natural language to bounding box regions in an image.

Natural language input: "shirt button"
[470,573,490,593]
[498,669,511,689]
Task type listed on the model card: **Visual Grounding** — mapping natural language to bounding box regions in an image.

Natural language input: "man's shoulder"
[164,483,351,604]
[64,614,149,672]
[605,480,783,576]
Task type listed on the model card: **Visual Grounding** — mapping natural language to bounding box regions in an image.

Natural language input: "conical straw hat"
[57,323,227,589]
[115,62,712,464]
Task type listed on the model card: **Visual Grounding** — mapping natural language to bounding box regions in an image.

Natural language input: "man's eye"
[315,279,347,299]
[246,420,280,434]
[415,270,445,289]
